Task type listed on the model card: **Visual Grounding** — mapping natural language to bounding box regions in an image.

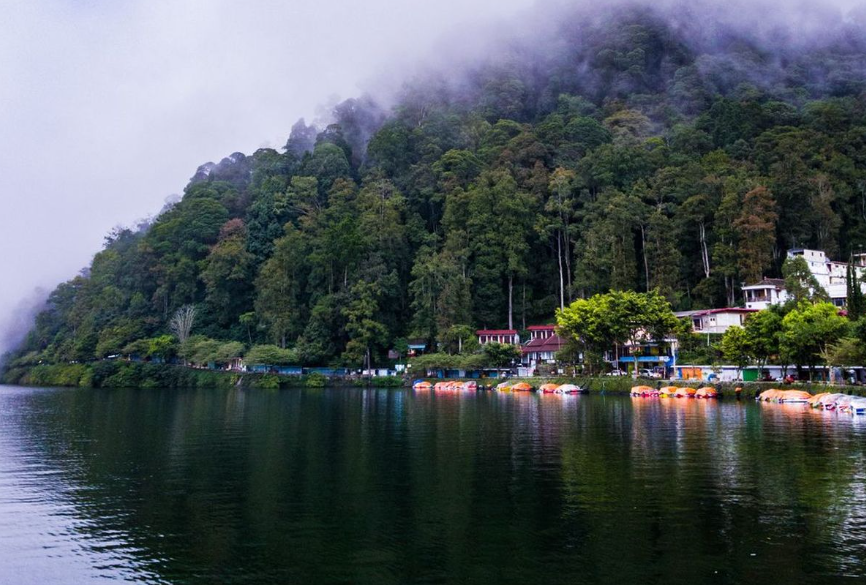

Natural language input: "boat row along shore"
[412,380,585,393]
[411,380,866,415]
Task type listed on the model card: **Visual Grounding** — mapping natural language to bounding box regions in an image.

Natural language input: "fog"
[1,0,864,357]
[0,0,536,355]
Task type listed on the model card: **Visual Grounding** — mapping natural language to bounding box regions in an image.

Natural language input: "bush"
[252,374,281,390]
[305,372,327,387]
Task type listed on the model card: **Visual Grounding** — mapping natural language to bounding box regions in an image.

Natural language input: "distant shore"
[5,361,866,398]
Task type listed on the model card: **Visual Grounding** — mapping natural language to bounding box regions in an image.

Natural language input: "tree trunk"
[522,281,526,330]
[557,232,565,311]
[699,221,711,279]
[508,274,514,330]
[640,225,650,291]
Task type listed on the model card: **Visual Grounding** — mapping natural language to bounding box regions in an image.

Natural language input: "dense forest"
[8,1,866,371]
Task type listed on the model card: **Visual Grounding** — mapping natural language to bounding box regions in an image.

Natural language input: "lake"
[0,385,864,584]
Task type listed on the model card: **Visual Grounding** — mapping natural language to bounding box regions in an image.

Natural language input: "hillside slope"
[8,1,866,369]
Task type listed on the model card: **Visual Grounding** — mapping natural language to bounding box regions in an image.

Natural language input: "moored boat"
[778,390,812,404]
[557,384,582,394]
[808,392,830,407]
[695,387,718,399]
[674,387,697,398]
[413,380,432,391]
[539,383,560,393]
[511,382,533,392]
[630,385,654,397]
[496,382,512,392]
[659,386,677,397]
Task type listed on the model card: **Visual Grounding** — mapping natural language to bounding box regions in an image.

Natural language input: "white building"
[742,248,866,309]
[476,329,520,345]
[743,278,788,310]
[675,308,758,334]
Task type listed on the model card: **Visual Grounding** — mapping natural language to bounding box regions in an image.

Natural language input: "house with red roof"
[521,324,564,368]
[476,329,520,345]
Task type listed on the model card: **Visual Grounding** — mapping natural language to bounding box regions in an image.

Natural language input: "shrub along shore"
[1,361,402,390]
[4,361,866,398]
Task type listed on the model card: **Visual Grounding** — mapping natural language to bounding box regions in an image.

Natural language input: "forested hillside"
[8,1,866,370]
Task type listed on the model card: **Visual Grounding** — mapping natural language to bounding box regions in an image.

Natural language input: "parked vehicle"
[607,369,628,377]
[639,369,663,379]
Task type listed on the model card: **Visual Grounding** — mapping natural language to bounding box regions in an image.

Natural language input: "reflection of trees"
[8,388,866,583]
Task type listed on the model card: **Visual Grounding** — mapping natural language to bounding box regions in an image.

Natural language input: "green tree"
[782,256,829,305]
[482,342,522,368]
[254,226,307,348]
[743,309,781,371]
[780,302,848,377]
[720,326,751,377]
[733,186,777,285]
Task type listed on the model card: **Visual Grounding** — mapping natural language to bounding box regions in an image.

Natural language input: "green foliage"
[9,8,866,383]
[557,290,678,373]
[720,326,751,371]
[783,256,829,305]
[245,344,298,365]
[780,302,849,370]
[305,372,327,388]
[481,342,522,368]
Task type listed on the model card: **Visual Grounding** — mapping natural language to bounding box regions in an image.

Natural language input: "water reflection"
[0,386,864,584]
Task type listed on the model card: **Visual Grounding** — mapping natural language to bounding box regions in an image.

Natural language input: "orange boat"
[695,387,718,399]
[539,383,560,393]
[758,389,782,402]
[674,387,697,398]
[778,390,812,404]
[433,382,451,391]
[659,386,677,397]
[630,385,654,396]
[413,381,432,391]
[511,382,533,392]
[808,392,829,407]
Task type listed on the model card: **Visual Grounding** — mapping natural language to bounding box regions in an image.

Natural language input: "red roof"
[694,308,758,315]
[477,329,518,335]
[522,334,564,354]
[527,325,556,331]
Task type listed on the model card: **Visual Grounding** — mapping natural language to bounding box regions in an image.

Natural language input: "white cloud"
[0,0,536,352]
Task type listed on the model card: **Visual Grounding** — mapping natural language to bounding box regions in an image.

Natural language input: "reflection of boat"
[843,398,866,415]
[539,383,560,393]
[818,393,847,409]
[674,387,696,398]
[695,387,718,399]
[511,382,533,392]
[808,392,829,407]
[413,380,432,391]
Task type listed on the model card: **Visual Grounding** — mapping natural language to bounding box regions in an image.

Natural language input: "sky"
[0,0,537,353]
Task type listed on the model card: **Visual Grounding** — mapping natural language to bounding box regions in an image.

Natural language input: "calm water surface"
[1,385,864,584]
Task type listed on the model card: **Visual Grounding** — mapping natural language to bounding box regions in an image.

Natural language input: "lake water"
[0,385,864,584]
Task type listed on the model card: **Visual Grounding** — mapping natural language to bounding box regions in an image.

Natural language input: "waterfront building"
[476,329,520,345]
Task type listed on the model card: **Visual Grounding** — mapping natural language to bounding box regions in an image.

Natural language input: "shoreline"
[5,361,866,398]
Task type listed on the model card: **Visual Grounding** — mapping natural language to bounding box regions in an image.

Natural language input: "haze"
[2,0,864,356]
[0,0,537,354]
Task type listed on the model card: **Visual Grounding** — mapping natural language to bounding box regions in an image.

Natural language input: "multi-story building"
[742,248,866,309]
[675,308,758,333]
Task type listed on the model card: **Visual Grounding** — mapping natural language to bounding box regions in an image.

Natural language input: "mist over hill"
[6,0,866,371]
